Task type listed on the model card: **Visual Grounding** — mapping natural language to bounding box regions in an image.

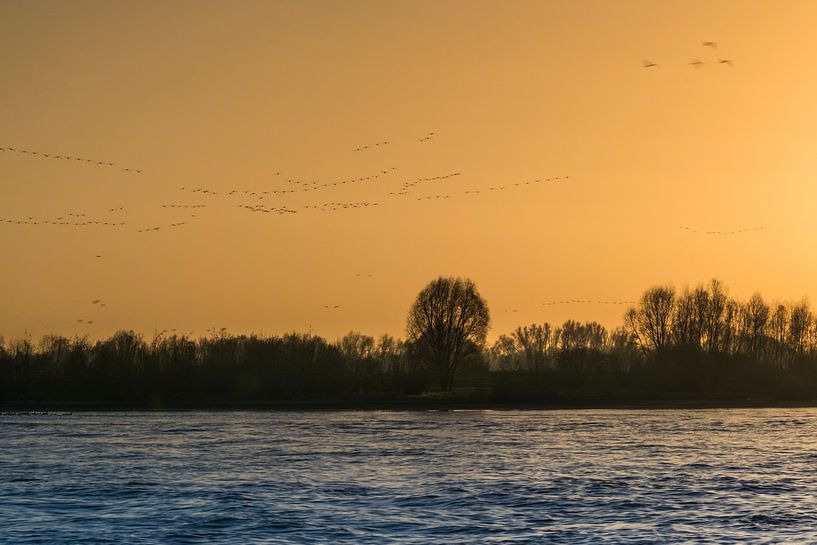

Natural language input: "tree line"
[3,277,817,406]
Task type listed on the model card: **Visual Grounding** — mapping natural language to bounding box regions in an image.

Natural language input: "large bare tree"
[406,277,490,390]
[625,285,676,352]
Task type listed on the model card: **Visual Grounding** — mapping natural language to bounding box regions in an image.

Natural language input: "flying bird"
[701,41,718,49]
[642,60,659,68]
[690,59,704,68]
[718,58,733,66]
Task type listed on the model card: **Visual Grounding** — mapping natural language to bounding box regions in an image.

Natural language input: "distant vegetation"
[4,277,817,407]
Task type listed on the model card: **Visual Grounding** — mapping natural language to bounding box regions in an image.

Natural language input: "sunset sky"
[2,0,817,342]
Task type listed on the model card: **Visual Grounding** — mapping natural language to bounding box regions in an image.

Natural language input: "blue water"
[2,409,817,544]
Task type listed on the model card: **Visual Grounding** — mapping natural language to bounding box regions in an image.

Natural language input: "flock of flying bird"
[679,226,766,236]
[643,41,765,239]
[354,140,390,152]
[180,166,400,199]
[171,162,570,216]
[0,216,126,227]
[3,88,767,333]
[388,172,463,196]
[162,204,206,209]
[238,204,298,215]
[303,200,381,212]
[76,300,108,325]
[643,40,733,69]
[503,300,638,313]
[355,131,436,148]
[136,222,188,233]
[0,146,142,173]
[3,128,576,237]
[541,300,638,306]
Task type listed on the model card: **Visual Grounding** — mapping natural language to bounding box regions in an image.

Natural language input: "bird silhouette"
[690,59,704,68]
[717,58,733,66]
[701,41,717,49]
[642,60,659,68]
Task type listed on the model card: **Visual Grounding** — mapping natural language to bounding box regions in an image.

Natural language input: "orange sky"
[2,0,817,342]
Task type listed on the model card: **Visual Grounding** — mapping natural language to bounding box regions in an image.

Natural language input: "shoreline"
[4,398,817,412]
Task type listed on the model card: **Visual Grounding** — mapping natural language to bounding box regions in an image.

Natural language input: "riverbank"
[5,397,817,411]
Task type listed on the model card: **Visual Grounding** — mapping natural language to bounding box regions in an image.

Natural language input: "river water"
[2,409,817,544]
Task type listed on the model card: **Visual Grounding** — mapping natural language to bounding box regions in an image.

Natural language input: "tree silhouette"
[625,285,676,352]
[7,277,817,406]
[406,276,490,390]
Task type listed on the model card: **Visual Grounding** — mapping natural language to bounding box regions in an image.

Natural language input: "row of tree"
[0,330,436,403]
[493,279,817,369]
[625,279,817,364]
[3,277,817,406]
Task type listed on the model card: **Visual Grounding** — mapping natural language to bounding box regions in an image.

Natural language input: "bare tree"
[491,334,521,371]
[39,335,70,367]
[514,324,553,373]
[406,277,490,390]
[626,285,676,352]
[720,299,739,354]
[558,320,584,351]
[703,279,728,353]
[337,332,377,391]
[672,287,698,348]
[769,304,788,366]
[788,300,812,357]
[338,332,375,361]
[672,284,709,349]
[9,332,33,362]
[741,293,770,358]
[375,334,403,374]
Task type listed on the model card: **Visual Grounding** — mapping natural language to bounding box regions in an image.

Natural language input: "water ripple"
[3,409,817,543]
